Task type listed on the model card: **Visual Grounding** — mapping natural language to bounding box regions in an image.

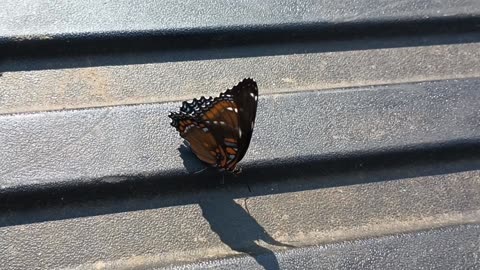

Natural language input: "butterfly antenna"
[193,167,208,174]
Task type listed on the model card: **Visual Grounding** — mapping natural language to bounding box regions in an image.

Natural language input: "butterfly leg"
[193,167,208,174]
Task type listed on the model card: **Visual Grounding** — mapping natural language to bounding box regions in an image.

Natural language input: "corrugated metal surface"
[1,0,479,269]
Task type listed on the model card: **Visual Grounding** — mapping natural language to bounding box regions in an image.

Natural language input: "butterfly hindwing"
[169,113,220,166]
[182,122,220,166]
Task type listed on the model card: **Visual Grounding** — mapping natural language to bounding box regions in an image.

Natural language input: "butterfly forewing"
[224,78,258,162]
[169,78,258,172]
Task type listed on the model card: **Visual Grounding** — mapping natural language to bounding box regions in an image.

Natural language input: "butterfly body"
[169,78,258,174]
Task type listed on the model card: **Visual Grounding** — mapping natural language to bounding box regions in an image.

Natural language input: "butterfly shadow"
[178,144,293,270]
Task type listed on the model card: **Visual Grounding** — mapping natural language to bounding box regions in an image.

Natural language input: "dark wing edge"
[224,78,258,162]
[168,111,191,133]
[169,78,257,130]
[169,79,256,121]
[178,96,215,116]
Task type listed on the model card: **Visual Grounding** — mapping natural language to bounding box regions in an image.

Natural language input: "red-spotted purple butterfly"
[169,78,258,174]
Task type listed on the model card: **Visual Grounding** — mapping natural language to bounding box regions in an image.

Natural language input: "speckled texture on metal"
[1,43,480,115]
[163,225,480,270]
[2,0,480,269]
[2,0,479,38]
[1,79,479,191]
[1,166,479,269]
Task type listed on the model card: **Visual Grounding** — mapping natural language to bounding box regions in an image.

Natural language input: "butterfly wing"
[168,113,219,166]
[196,78,258,170]
[169,78,258,171]
[221,78,258,164]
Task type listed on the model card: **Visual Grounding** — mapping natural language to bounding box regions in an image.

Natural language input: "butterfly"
[169,78,258,174]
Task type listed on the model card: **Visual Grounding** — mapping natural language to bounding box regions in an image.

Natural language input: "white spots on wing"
[228,154,236,160]
[205,121,210,124]
[234,108,238,113]
[226,107,234,111]
[213,121,218,124]
[238,128,242,138]
[250,93,255,98]
[202,127,209,132]
[251,121,254,129]
[219,121,226,125]
[255,95,258,101]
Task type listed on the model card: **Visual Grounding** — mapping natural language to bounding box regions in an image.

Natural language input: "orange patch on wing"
[184,126,218,165]
[205,111,214,119]
[226,147,236,155]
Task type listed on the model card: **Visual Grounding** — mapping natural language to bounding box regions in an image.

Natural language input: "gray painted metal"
[1,79,479,191]
[1,42,480,115]
[2,166,479,269]
[2,0,480,269]
[165,225,480,270]
[2,0,479,38]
